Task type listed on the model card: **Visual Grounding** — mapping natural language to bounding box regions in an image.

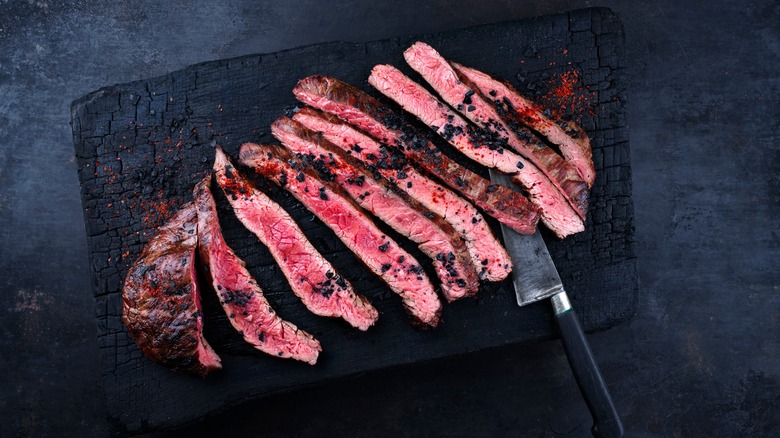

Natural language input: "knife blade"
[489,169,624,438]
[498,219,563,307]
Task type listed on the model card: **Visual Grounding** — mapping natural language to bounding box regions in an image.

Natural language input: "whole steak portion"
[122,203,222,377]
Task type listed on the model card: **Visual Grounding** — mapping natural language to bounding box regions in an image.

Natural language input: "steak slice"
[240,143,442,327]
[369,64,583,238]
[403,42,588,227]
[122,202,222,377]
[293,108,511,282]
[195,175,321,365]
[293,75,540,235]
[452,62,595,187]
[212,147,378,331]
[370,64,528,176]
[272,116,478,301]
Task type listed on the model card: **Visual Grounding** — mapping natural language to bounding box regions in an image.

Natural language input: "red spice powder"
[137,190,178,228]
[537,69,596,122]
[554,70,579,99]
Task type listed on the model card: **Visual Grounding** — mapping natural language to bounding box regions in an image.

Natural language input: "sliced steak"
[403,42,588,230]
[370,64,528,175]
[195,175,321,365]
[293,108,511,282]
[122,202,222,377]
[240,143,442,327]
[452,62,595,187]
[366,65,585,236]
[293,75,540,235]
[272,116,478,301]
[212,147,378,331]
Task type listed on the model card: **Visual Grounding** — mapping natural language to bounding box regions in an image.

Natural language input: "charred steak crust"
[196,173,322,365]
[240,143,442,327]
[122,202,222,377]
[451,62,595,187]
[272,116,479,301]
[210,147,378,331]
[291,107,512,282]
[292,74,540,235]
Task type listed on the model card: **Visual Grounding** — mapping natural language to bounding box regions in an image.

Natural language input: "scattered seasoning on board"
[93,120,217,274]
[138,190,177,227]
[536,69,596,121]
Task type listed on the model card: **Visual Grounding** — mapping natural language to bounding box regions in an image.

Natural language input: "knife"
[490,169,624,438]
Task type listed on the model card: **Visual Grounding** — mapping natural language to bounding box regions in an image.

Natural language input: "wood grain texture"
[70,7,637,434]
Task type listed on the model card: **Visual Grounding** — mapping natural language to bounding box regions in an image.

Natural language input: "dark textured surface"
[1,1,778,437]
[70,9,636,433]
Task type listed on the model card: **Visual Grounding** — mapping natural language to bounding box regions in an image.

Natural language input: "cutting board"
[71,7,637,434]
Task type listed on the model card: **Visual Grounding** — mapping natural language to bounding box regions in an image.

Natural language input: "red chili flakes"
[138,190,177,227]
[538,69,596,121]
[554,70,579,99]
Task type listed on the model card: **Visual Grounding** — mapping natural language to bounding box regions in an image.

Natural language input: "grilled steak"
[240,143,442,327]
[452,62,595,187]
[122,202,222,377]
[272,116,478,301]
[195,175,321,365]
[370,64,529,176]
[212,147,378,331]
[292,108,511,282]
[403,42,588,234]
[293,75,540,235]
[368,64,586,236]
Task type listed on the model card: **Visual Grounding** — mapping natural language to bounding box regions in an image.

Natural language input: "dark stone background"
[0,1,777,437]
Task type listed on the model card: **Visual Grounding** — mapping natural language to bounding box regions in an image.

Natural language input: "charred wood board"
[71,7,637,434]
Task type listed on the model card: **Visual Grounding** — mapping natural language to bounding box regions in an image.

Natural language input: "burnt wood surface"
[70,8,636,434]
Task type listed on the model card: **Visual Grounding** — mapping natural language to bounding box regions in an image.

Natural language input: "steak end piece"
[196,173,321,365]
[212,146,378,331]
[122,202,222,377]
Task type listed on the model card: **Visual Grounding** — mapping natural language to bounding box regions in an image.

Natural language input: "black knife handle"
[556,307,624,438]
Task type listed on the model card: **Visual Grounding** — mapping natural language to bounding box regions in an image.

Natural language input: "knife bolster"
[552,292,573,315]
